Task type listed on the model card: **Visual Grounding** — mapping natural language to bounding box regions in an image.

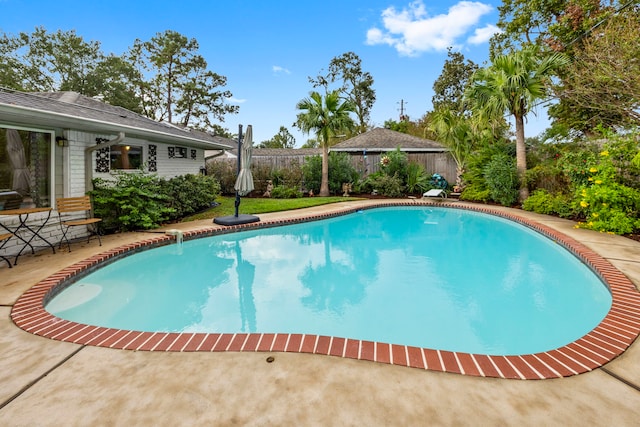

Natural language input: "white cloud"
[366,1,494,56]
[468,24,501,45]
[272,65,291,75]
[228,97,246,104]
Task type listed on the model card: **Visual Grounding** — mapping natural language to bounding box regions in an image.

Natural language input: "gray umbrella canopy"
[234,124,255,197]
[6,129,30,196]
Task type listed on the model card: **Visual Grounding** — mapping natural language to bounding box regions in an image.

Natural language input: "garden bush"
[522,189,575,218]
[360,173,404,197]
[91,172,174,233]
[405,162,429,195]
[91,172,220,233]
[379,147,408,184]
[164,174,221,220]
[207,160,236,194]
[251,163,274,194]
[460,140,514,203]
[483,153,519,206]
[572,143,640,234]
[302,152,359,195]
[270,185,302,199]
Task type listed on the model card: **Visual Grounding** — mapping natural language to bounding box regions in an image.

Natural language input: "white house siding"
[66,130,93,196]
[154,144,204,179]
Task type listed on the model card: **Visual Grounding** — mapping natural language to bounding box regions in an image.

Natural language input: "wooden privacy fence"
[208,151,458,190]
[345,152,457,183]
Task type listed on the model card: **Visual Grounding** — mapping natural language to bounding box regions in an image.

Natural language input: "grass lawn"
[183,195,364,221]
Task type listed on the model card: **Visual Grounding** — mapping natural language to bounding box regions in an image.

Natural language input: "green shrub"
[522,189,574,218]
[405,162,429,195]
[558,144,599,190]
[91,172,220,233]
[525,163,569,194]
[302,152,359,195]
[91,172,174,233]
[302,155,322,194]
[207,160,236,194]
[165,174,220,220]
[459,186,491,202]
[572,141,640,234]
[379,147,408,184]
[271,185,302,199]
[360,173,404,197]
[277,162,304,189]
[251,163,273,194]
[460,139,513,203]
[484,153,519,206]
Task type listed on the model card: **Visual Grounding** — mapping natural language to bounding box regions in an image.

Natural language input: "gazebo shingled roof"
[331,128,445,152]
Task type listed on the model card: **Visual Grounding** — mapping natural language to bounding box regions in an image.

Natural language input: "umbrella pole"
[234,125,243,218]
[213,124,259,226]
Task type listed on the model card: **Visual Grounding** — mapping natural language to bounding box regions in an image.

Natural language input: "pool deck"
[1,200,640,425]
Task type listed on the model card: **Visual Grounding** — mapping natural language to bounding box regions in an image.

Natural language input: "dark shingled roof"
[331,128,446,152]
[252,148,322,157]
[0,89,232,149]
[222,148,322,157]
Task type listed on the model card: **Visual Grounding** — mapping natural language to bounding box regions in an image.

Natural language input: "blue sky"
[1,0,550,145]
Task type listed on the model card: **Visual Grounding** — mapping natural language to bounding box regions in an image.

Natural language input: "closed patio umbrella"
[213,124,260,226]
[234,124,254,196]
[6,129,30,197]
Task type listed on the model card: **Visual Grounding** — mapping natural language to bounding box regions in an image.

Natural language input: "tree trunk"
[514,113,529,202]
[320,143,330,196]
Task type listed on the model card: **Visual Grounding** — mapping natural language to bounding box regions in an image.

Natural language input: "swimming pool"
[12,202,640,379]
[46,206,610,355]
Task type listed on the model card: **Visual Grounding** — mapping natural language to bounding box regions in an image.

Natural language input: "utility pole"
[398,99,408,121]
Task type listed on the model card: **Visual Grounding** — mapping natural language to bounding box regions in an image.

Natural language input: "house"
[330,128,456,182]
[0,88,232,253]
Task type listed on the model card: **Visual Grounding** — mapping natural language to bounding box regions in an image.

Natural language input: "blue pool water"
[46,207,612,355]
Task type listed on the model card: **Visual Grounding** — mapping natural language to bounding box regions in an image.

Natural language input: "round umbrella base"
[213,214,260,226]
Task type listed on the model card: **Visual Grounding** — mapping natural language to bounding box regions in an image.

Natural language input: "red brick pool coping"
[10,202,640,379]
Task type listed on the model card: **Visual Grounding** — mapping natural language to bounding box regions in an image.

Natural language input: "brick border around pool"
[10,201,640,379]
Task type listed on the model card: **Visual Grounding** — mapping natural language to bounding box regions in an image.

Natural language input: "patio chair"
[56,196,102,252]
[0,233,13,268]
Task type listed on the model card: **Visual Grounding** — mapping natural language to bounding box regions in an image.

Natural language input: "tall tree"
[258,126,296,148]
[554,8,640,127]
[129,30,238,129]
[0,31,29,89]
[0,27,102,92]
[0,27,142,109]
[491,1,632,134]
[300,138,320,149]
[465,47,569,201]
[85,54,143,113]
[295,91,355,196]
[309,52,375,134]
[431,48,478,116]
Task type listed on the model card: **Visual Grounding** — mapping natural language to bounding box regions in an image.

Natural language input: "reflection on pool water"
[46,207,612,355]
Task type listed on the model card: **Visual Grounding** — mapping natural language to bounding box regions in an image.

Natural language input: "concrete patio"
[1,200,639,426]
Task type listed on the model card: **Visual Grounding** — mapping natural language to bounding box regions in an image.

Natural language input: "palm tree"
[429,109,475,191]
[296,90,355,196]
[465,47,568,201]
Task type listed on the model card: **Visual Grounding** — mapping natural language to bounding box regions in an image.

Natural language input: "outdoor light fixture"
[55,136,68,147]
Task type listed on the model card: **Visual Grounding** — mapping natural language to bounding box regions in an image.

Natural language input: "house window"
[0,126,53,208]
[110,145,142,170]
[168,146,187,158]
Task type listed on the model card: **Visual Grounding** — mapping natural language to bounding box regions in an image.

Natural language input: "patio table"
[0,207,56,265]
